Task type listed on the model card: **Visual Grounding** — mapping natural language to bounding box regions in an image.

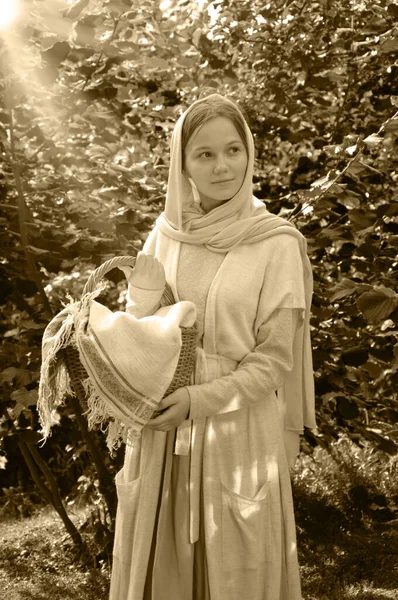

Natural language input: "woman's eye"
[198,147,241,159]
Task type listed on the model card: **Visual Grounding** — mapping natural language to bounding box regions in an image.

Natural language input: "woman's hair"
[181,95,249,168]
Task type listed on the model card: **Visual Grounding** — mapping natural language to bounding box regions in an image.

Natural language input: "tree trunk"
[68,389,117,525]
[17,438,84,549]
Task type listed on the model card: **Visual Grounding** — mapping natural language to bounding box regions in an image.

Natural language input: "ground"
[0,506,110,600]
[293,480,398,599]
[0,496,397,600]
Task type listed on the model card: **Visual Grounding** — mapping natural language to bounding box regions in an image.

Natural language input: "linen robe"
[109,229,307,600]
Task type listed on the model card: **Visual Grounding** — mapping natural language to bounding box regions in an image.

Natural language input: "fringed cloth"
[37,286,196,453]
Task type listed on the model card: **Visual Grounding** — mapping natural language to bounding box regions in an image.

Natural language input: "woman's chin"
[201,198,232,213]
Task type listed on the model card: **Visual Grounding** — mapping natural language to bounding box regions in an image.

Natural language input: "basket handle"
[82,255,176,304]
[83,255,136,295]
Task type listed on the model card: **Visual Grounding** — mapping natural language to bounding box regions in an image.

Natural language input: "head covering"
[156,93,298,252]
[154,93,316,443]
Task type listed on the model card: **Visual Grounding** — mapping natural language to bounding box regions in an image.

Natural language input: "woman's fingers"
[118,266,134,280]
[150,259,165,286]
[146,413,170,430]
[124,253,165,290]
[146,389,189,431]
[136,251,147,270]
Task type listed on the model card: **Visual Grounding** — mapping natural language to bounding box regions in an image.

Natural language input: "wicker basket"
[61,255,198,412]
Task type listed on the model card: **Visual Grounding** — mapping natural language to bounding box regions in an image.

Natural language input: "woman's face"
[184,116,248,214]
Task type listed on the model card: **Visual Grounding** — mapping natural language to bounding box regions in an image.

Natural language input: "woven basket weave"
[62,255,198,410]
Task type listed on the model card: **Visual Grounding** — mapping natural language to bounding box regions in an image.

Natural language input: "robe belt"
[174,348,238,544]
[174,347,208,456]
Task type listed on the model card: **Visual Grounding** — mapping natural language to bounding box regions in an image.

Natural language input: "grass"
[293,437,398,599]
[0,505,110,600]
[294,488,398,599]
[1,436,397,599]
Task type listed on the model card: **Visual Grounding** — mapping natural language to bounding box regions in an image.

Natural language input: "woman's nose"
[214,156,228,174]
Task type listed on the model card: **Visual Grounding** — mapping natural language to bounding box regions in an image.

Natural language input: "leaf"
[322,144,343,157]
[61,0,90,20]
[388,3,398,18]
[384,117,398,133]
[178,55,198,68]
[325,68,346,83]
[4,329,19,339]
[381,319,395,332]
[10,388,39,419]
[143,57,170,70]
[77,219,114,233]
[342,348,369,367]
[106,1,128,18]
[41,41,71,67]
[362,361,383,379]
[345,144,358,156]
[357,287,398,323]
[31,7,74,39]
[362,428,397,455]
[310,174,332,189]
[192,27,202,47]
[355,242,378,259]
[27,245,50,255]
[318,226,349,240]
[339,193,361,209]
[345,161,368,178]
[1,367,21,384]
[363,133,383,148]
[348,209,377,230]
[336,396,360,420]
[329,278,356,301]
[380,36,398,54]
[75,22,96,45]
[330,278,371,302]
[20,320,45,330]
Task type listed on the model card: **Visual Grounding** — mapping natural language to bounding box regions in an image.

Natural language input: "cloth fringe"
[80,375,141,454]
[37,284,107,444]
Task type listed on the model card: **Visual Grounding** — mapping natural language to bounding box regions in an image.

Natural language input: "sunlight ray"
[1,2,72,156]
[0,0,21,32]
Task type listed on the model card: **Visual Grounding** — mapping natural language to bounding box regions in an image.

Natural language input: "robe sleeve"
[125,285,164,319]
[187,307,300,420]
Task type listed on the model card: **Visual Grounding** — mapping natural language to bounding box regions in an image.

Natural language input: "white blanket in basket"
[37,291,196,452]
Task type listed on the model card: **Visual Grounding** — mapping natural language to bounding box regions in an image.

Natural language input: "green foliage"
[0,0,397,542]
[294,435,398,524]
[292,436,398,598]
[0,485,46,519]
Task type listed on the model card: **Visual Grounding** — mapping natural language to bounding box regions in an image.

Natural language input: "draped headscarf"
[157,93,299,250]
[155,93,317,435]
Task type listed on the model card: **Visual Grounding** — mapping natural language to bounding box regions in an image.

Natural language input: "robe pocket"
[221,479,271,572]
[113,469,142,563]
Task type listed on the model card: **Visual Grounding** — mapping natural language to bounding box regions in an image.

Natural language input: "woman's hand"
[119,252,166,291]
[146,388,190,432]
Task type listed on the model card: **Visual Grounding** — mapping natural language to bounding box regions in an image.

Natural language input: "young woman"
[109,93,316,600]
